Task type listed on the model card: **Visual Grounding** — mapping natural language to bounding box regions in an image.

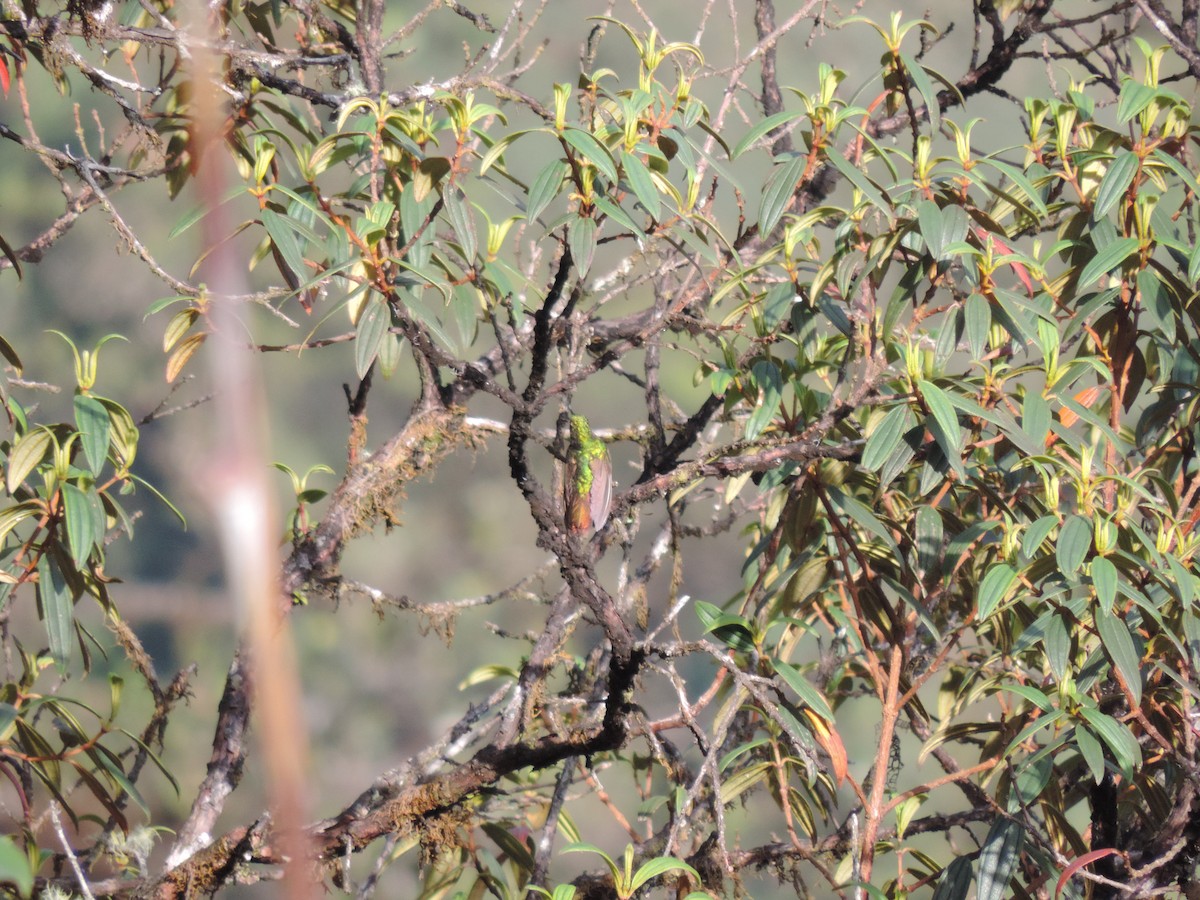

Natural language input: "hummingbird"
[564,414,612,535]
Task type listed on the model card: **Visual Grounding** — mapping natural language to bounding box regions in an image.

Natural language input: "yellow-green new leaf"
[7,428,53,494]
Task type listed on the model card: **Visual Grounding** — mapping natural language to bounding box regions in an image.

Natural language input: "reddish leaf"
[802,708,848,786]
[1055,848,1122,898]
[0,57,9,98]
[1059,385,1104,429]
[974,227,1034,296]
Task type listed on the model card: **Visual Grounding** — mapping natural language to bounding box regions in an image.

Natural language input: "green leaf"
[1022,391,1050,448]
[0,233,23,281]
[1150,147,1200,199]
[977,563,1017,620]
[568,215,598,278]
[442,186,477,262]
[771,659,834,722]
[997,682,1053,712]
[560,128,619,184]
[915,504,943,578]
[628,856,702,893]
[1078,706,1141,779]
[824,146,893,221]
[976,818,1024,900]
[732,109,804,158]
[355,297,390,379]
[862,405,913,471]
[526,159,568,224]
[1056,515,1093,576]
[759,155,807,235]
[1116,80,1158,124]
[917,200,946,258]
[899,52,941,132]
[592,195,645,239]
[90,743,149,815]
[1077,236,1139,290]
[96,397,139,471]
[0,836,33,899]
[620,150,660,220]
[0,500,40,545]
[964,293,991,360]
[560,841,615,869]
[62,483,97,568]
[480,822,535,871]
[7,428,53,494]
[260,209,309,288]
[1090,556,1117,609]
[917,379,964,476]
[476,129,529,176]
[1044,612,1071,681]
[695,601,757,653]
[745,359,782,441]
[168,186,246,240]
[931,856,973,900]
[828,487,901,560]
[74,394,110,477]
[1095,604,1142,707]
[1073,724,1106,783]
[0,333,22,373]
[37,551,74,673]
[943,520,1001,575]
[1091,150,1138,220]
[975,156,1049,218]
[1188,237,1200,286]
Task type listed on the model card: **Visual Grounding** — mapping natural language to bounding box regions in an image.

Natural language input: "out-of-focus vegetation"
[2,2,1200,898]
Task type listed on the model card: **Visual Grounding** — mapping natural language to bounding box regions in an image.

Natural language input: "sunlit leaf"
[824,146,893,221]
[355,296,390,379]
[771,658,834,722]
[1078,707,1140,779]
[1077,236,1139,289]
[261,209,309,287]
[560,128,618,184]
[1073,724,1105,783]
[526,159,569,224]
[732,109,805,158]
[1091,150,1138,220]
[62,483,96,568]
[620,150,660,220]
[165,332,206,384]
[899,52,941,132]
[917,379,964,477]
[862,405,913,472]
[0,836,33,899]
[759,155,807,235]
[7,428,52,494]
[74,394,110,477]
[977,563,1017,620]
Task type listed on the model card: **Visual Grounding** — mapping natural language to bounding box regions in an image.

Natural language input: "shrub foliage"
[2,1,1200,897]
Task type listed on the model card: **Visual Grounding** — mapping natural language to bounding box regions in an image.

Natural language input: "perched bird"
[564,414,612,535]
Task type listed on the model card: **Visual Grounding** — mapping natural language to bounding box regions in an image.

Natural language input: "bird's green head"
[569,414,592,443]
